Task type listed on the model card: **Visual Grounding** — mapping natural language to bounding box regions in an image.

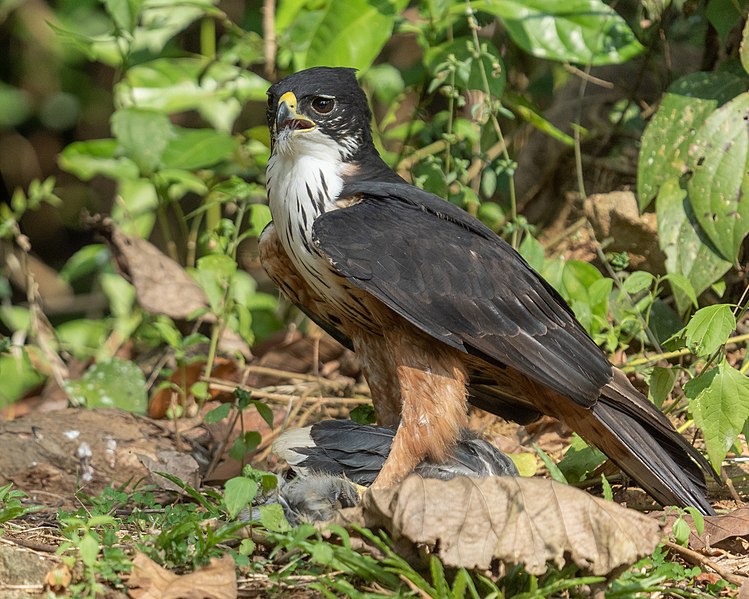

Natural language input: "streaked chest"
[266,152,368,319]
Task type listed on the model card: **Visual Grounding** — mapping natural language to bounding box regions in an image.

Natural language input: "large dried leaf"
[85,215,209,320]
[128,552,237,599]
[361,475,662,575]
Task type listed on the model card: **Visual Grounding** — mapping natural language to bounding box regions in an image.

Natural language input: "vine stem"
[464,0,518,247]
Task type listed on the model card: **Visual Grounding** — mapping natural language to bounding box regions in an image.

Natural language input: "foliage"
[1,0,749,594]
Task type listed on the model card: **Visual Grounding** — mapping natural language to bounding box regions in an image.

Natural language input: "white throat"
[266,130,348,288]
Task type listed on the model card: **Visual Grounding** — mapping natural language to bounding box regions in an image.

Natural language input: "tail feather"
[586,369,716,515]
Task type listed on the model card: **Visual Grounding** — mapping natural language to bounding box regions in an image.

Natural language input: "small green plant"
[0,483,39,525]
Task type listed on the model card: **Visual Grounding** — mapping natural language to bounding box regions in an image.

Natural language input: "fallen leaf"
[740,577,749,599]
[138,450,200,492]
[44,563,72,592]
[361,475,662,575]
[85,215,209,320]
[662,506,749,550]
[128,552,236,599]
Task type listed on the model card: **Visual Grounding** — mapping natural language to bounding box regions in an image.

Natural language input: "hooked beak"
[276,92,315,133]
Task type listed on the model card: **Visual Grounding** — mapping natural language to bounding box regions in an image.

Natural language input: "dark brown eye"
[311,96,335,114]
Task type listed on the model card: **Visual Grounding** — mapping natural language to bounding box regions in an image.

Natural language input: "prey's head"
[267,67,373,161]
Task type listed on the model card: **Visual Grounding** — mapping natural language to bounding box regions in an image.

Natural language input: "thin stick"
[663,540,747,587]
[203,378,371,405]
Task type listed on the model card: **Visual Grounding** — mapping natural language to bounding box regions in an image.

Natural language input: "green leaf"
[621,271,654,295]
[0,350,45,407]
[57,320,111,359]
[103,0,143,33]
[685,360,749,470]
[111,108,174,175]
[647,366,678,409]
[112,178,159,237]
[59,139,140,181]
[161,128,238,170]
[193,254,237,314]
[229,431,261,462]
[656,178,732,314]
[684,304,736,358]
[224,476,257,519]
[78,534,100,567]
[707,0,743,44]
[0,83,31,127]
[687,91,749,261]
[204,403,231,424]
[557,435,606,483]
[251,400,274,429]
[64,358,148,413]
[298,0,406,71]
[258,503,290,532]
[116,58,268,132]
[662,273,698,311]
[467,0,644,65]
[60,245,109,284]
[638,71,747,209]
[533,443,568,483]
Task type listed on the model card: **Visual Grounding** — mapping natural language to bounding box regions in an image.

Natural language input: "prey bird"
[260,67,716,515]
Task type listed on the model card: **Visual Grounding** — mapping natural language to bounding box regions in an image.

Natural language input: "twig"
[262,0,276,80]
[663,540,747,587]
[563,64,614,88]
[620,333,749,370]
[204,378,370,405]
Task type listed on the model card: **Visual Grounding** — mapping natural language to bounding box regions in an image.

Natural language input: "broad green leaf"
[707,0,743,44]
[298,0,406,71]
[638,71,747,209]
[111,178,158,238]
[111,108,174,175]
[161,128,238,170]
[60,244,109,283]
[424,38,506,98]
[662,273,698,311]
[131,0,218,55]
[193,254,237,314]
[103,0,143,33]
[0,350,45,406]
[64,358,147,413]
[687,92,749,261]
[647,366,677,409]
[558,435,606,483]
[224,476,257,519]
[116,58,268,132]
[258,503,290,532]
[621,271,654,295]
[204,403,231,424]
[56,319,110,359]
[79,534,100,567]
[656,178,732,314]
[686,360,749,469]
[248,205,272,237]
[518,234,545,271]
[684,304,736,358]
[59,139,139,181]
[465,0,643,65]
[229,431,261,461]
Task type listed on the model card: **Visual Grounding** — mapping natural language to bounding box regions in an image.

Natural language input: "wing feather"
[312,181,612,406]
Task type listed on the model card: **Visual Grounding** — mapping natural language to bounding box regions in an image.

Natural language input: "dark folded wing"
[312,181,612,406]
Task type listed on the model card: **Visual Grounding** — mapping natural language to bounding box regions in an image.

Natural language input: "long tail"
[580,369,717,515]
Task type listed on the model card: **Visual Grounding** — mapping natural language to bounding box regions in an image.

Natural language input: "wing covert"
[312,182,612,406]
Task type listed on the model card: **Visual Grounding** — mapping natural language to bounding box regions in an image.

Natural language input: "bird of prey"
[260,66,716,515]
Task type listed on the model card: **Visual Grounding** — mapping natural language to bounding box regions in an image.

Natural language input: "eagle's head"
[266,67,372,161]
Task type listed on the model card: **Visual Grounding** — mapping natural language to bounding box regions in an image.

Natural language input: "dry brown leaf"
[361,475,662,575]
[662,506,749,550]
[127,552,237,599]
[138,450,200,492]
[740,577,749,599]
[86,215,209,320]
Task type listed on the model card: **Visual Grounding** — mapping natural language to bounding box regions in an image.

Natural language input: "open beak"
[276,92,315,133]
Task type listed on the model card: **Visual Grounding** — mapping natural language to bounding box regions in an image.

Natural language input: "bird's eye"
[311,96,335,115]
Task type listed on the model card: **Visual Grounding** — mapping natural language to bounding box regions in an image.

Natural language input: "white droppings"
[63,430,80,440]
